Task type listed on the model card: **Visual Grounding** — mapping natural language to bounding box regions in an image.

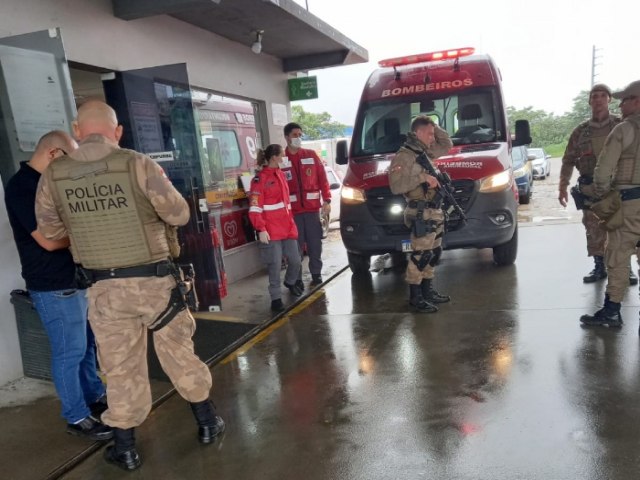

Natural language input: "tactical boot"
[580,299,623,328]
[190,399,226,444]
[104,428,141,471]
[629,267,638,286]
[421,279,451,304]
[583,255,607,283]
[409,284,438,313]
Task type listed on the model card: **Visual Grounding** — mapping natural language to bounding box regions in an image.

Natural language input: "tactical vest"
[575,117,619,176]
[613,116,640,186]
[399,146,437,202]
[49,149,170,269]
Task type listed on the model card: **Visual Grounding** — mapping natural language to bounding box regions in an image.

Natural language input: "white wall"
[0,0,297,385]
[0,0,291,144]
[0,180,26,384]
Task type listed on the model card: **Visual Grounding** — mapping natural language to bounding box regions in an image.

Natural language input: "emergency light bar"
[378,47,475,68]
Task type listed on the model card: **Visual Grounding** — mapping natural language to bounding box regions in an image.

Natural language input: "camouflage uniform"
[560,115,620,257]
[389,127,452,284]
[36,135,212,429]
[593,113,640,303]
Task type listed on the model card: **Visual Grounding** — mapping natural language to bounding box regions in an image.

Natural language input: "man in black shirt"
[4,130,111,441]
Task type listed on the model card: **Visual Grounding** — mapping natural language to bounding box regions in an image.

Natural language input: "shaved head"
[36,130,76,154]
[73,100,122,143]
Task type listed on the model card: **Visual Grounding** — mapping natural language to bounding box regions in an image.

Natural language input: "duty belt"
[82,260,173,282]
[407,200,438,209]
[620,187,640,201]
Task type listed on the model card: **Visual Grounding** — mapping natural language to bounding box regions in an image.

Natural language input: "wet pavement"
[6,158,640,479]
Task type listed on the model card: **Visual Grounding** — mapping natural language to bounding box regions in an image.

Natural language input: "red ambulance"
[336,48,531,273]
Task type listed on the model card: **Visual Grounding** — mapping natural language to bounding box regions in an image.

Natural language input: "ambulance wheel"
[492,226,518,266]
[348,252,371,274]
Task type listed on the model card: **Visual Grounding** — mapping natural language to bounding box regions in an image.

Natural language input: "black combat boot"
[580,296,622,328]
[421,279,451,304]
[409,284,438,313]
[190,399,225,444]
[629,267,638,286]
[104,427,141,471]
[583,255,607,283]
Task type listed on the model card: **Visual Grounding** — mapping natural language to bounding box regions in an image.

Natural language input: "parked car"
[529,147,551,179]
[512,145,535,204]
[320,165,342,238]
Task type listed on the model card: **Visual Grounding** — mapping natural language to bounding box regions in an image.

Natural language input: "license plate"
[401,240,413,252]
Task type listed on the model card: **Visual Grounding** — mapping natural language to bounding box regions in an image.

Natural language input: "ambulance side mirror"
[513,119,532,147]
[336,140,348,165]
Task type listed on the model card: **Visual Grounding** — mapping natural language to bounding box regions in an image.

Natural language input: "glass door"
[102,65,225,310]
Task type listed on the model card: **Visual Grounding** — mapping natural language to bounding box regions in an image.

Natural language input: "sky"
[291,0,640,125]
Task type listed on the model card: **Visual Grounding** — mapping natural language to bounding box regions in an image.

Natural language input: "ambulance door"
[102,65,225,311]
[0,28,76,187]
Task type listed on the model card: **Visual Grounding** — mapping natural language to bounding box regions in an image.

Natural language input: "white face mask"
[290,137,302,148]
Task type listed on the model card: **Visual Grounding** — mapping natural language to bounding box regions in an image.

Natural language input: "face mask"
[290,137,302,148]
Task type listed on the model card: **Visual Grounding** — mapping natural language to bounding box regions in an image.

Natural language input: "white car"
[321,166,342,238]
[529,147,551,179]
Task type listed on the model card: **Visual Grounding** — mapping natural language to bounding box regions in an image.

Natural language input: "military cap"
[590,83,612,97]
[612,80,640,100]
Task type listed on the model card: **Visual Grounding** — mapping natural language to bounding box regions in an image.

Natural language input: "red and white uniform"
[248,167,298,240]
[282,147,331,215]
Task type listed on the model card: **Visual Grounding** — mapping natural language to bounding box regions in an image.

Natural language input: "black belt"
[620,187,640,201]
[83,260,173,282]
[408,200,438,209]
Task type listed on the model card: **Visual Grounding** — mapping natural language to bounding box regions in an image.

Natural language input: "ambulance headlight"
[390,204,403,215]
[513,167,527,178]
[479,170,512,193]
[341,186,366,204]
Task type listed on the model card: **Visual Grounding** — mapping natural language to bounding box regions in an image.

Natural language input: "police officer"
[559,84,638,285]
[249,144,302,313]
[580,80,640,329]
[282,123,331,288]
[35,101,224,471]
[389,116,453,313]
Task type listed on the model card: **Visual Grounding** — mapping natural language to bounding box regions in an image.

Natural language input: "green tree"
[291,105,348,140]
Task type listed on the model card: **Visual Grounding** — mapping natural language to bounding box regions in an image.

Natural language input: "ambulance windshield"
[352,88,504,158]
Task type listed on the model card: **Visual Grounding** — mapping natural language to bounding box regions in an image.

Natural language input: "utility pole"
[591,45,602,87]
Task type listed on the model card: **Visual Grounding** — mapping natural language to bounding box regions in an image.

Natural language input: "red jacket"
[282,147,331,215]
[248,167,298,240]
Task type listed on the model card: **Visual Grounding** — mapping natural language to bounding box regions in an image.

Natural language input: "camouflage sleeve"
[389,150,424,195]
[594,123,632,197]
[427,125,453,159]
[559,126,580,191]
[136,153,190,226]
[35,170,68,240]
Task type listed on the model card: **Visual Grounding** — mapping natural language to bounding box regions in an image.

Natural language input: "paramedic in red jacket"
[282,122,331,289]
[249,144,303,313]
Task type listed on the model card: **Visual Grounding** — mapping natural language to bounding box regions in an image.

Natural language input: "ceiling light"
[251,30,263,54]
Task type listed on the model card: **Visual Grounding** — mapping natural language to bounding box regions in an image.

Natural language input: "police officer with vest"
[35,100,224,471]
[580,80,640,329]
[389,116,453,313]
[559,84,638,285]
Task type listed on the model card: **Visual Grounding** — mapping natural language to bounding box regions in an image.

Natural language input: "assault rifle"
[416,152,467,225]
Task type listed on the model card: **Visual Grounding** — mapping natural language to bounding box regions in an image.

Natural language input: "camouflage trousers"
[87,275,212,429]
[605,198,640,302]
[582,208,607,257]
[404,207,445,284]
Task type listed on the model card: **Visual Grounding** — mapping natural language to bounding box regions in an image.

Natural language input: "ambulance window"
[208,130,242,169]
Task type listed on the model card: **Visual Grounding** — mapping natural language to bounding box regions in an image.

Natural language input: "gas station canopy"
[112,0,369,72]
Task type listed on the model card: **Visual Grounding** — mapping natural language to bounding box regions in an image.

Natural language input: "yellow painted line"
[193,311,243,323]
[220,288,327,364]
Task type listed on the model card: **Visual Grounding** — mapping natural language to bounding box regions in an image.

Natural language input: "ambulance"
[336,48,531,273]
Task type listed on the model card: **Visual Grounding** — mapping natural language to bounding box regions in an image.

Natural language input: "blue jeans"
[29,288,105,423]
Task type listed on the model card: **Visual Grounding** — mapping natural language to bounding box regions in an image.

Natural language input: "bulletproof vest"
[575,117,618,175]
[614,116,640,185]
[49,149,170,269]
[398,146,437,202]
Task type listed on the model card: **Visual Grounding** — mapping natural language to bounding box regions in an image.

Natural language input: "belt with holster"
[81,260,173,283]
[620,187,640,201]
